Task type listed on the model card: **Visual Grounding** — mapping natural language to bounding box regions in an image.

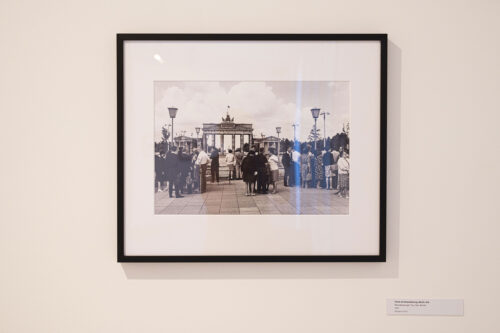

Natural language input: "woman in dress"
[267,148,280,194]
[300,147,311,188]
[241,150,257,196]
[315,150,324,189]
[337,151,350,198]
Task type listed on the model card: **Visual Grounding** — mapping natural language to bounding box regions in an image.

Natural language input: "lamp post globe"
[168,107,178,118]
[311,108,320,119]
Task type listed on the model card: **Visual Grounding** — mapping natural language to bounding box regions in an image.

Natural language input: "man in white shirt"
[225,149,236,183]
[195,148,209,193]
[292,148,300,163]
[331,147,341,191]
[281,146,292,186]
[292,148,300,186]
[234,148,243,179]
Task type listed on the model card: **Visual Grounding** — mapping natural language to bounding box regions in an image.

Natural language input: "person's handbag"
[305,168,312,181]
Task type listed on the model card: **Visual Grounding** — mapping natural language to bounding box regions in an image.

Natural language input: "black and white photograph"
[119,35,386,261]
[154,81,351,215]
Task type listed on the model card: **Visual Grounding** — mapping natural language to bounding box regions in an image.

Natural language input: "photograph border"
[117,33,387,263]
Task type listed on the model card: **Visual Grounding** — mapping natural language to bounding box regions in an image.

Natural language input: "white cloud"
[154,81,349,142]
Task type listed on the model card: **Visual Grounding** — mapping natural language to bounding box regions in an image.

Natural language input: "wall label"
[387,299,464,316]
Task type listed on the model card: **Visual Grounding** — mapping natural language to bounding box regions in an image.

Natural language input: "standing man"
[195,148,209,193]
[191,150,200,192]
[292,146,301,186]
[331,146,341,192]
[155,151,165,192]
[249,145,257,192]
[256,147,268,194]
[177,147,191,194]
[165,147,183,198]
[160,150,168,191]
[225,149,236,183]
[234,148,243,180]
[210,147,220,183]
[281,146,292,187]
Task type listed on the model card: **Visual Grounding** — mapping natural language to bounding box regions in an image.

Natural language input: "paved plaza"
[155,180,349,215]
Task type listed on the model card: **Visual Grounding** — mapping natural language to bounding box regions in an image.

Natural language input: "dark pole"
[314,118,317,151]
[171,118,174,146]
[323,113,326,147]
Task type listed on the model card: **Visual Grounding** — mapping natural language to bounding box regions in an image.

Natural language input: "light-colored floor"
[155,179,349,215]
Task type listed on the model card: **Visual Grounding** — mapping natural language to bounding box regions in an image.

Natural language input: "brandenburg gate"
[202,112,253,152]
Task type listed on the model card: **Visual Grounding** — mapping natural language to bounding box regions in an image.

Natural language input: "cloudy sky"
[154,81,349,142]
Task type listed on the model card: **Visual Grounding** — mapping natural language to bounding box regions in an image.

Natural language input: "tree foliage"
[161,125,170,143]
[307,128,322,142]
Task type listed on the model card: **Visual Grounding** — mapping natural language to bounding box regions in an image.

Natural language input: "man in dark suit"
[177,147,191,194]
[281,146,292,186]
[155,151,164,192]
[256,147,268,194]
[165,146,183,198]
[210,148,220,183]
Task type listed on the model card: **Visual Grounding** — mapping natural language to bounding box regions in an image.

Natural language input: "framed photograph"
[117,34,387,262]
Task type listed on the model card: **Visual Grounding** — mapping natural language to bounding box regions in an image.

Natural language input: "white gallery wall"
[0,0,499,332]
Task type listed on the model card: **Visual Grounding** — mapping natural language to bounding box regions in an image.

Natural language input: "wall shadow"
[121,40,402,280]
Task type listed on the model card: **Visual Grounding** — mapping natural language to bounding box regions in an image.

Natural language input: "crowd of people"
[280,145,350,198]
[237,146,280,196]
[154,146,203,198]
[155,143,350,199]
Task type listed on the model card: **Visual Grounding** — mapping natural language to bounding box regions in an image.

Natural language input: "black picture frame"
[117,33,387,263]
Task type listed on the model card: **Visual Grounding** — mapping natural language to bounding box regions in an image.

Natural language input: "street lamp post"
[292,123,299,143]
[166,124,172,150]
[292,123,300,153]
[311,108,321,151]
[168,107,178,147]
[276,126,281,156]
[320,111,330,148]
